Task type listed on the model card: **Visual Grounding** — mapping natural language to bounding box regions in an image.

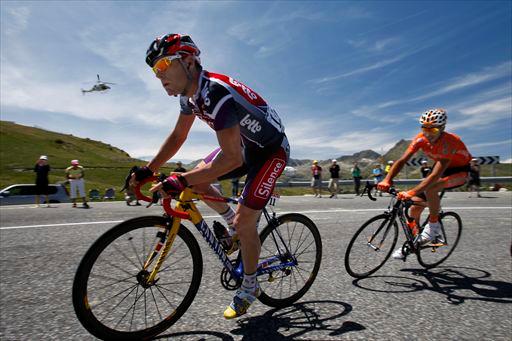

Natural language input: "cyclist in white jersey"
[130,34,289,319]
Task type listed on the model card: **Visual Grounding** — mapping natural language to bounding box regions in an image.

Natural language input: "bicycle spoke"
[154,282,187,298]
[113,286,146,330]
[98,284,139,321]
[127,233,144,269]
[154,284,179,311]
[128,285,140,331]
[96,258,137,278]
[294,238,315,259]
[89,273,137,288]
[111,243,141,272]
[148,286,164,322]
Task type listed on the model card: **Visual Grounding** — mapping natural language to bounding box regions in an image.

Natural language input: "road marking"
[0,206,510,230]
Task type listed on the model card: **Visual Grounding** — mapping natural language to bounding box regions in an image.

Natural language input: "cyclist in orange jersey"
[377,108,472,259]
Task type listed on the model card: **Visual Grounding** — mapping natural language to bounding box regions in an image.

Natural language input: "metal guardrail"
[271,177,512,188]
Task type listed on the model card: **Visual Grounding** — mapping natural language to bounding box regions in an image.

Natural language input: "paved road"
[1,192,511,340]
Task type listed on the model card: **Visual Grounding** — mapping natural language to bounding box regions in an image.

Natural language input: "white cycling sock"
[220,207,236,235]
[241,272,257,293]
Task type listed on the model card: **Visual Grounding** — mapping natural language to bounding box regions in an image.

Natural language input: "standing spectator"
[420,160,432,178]
[231,177,240,198]
[125,187,142,206]
[174,161,187,173]
[351,161,362,195]
[328,159,340,198]
[34,155,50,207]
[385,160,394,175]
[372,163,384,196]
[66,160,89,208]
[311,160,322,198]
[468,158,482,198]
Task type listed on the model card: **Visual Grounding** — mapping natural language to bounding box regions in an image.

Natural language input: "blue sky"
[1,1,511,163]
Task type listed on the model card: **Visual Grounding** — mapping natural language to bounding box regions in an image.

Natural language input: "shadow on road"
[155,330,234,340]
[156,300,364,340]
[231,300,363,340]
[351,266,512,305]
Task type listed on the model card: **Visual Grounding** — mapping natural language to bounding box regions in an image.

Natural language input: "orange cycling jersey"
[407,132,471,168]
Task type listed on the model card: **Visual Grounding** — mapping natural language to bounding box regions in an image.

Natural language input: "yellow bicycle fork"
[142,189,205,285]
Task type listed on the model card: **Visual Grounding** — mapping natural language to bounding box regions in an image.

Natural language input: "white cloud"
[285,118,397,157]
[311,54,409,84]
[450,97,512,130]
[1,6,30,35]
[347,37,400,53]
[468,139,512,149]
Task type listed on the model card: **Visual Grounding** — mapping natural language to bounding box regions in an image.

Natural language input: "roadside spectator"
[328,159,340,198]
[385,160,394,175]
[34,155,50,207]
[125,187,141,206]
[468,158,482,198]
[351,161,362,195]
[372,163,384,196]
[311,160,322,198]
[173,161,187,173]
[420,160,432,178]
[231,177,240,198]
[66,160,89,208]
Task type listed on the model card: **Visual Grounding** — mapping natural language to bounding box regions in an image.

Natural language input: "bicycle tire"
[344,213,399,279]
[72,216,203,341]
[257,213,322,308]
[416,211,462,269]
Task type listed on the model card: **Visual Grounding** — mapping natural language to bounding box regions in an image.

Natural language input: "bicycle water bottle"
[213,221,233,251]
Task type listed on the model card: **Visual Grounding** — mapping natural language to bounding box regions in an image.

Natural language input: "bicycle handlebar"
[361,181,414,220]
[134,177,191,220]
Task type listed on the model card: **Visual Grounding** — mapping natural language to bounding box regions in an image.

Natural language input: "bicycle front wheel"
[257,213,322,308]
[344,214,398,278]
[417,211,462,269]
[72,216,203,340]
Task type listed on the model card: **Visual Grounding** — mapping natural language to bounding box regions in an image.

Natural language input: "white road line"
[0,206,510,230]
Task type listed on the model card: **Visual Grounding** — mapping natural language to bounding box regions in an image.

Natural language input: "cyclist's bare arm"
[182,124,243,186]
[383,150,414,183]
[410,158,449,194]
[147,113,196,172]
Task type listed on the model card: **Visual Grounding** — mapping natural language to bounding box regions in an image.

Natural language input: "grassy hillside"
[0,121,179,198]
[1,121,510,199]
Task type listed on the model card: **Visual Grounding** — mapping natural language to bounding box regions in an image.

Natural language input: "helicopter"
[81,74,116,95]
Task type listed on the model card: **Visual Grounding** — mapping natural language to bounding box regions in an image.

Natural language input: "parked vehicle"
[0,183,70,205]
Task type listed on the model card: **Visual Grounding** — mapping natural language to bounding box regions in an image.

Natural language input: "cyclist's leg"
[234,204,262,274]
[224,140,289,319]
[191,148,247,215]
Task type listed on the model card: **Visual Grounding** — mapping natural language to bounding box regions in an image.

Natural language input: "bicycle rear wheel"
[344,214,398,278]
[257,213,322,308]
[72,216,203,340]
[417,211,462,269]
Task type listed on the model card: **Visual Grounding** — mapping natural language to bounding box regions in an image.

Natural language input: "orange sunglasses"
[421,125,440,134]
[152,55,181,74]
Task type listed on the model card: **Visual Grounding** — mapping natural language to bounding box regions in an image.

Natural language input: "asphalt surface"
[0,192,511,340]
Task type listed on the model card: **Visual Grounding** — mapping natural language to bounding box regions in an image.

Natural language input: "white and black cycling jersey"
[180,70,286,150]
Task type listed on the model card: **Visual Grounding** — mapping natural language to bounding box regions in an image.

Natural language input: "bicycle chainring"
[220,259,242,291]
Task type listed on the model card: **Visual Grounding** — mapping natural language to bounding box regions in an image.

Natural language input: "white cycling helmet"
[420,108,447,127]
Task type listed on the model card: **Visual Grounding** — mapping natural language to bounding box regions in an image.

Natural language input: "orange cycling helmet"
[419,108,447,127]
[146,33,200,67]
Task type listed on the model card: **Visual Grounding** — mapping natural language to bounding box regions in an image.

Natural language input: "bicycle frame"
[136,184,297,286]
[364,183,448,256]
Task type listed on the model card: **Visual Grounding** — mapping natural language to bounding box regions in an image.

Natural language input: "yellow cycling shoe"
[223,286,260,319]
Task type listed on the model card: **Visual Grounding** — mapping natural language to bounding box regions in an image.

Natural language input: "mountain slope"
[0,121,177,190]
